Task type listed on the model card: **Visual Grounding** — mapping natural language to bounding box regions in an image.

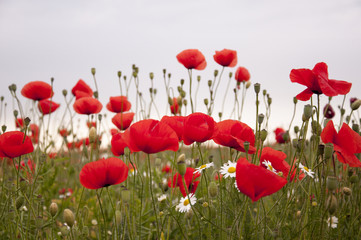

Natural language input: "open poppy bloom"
[168,167,200,197]
[176,49,207,70]
[58,128,69,137]
[110,128,119,136]
[235,67,250,82]
[182,112,215,145]
[15,118,24,128]
[170,97,180,115]
[16,159,36,173]
[86,121,96,128]
[235,158,287,202]
[260,147,304,181]
[290,62,352,101]
[72,79,93,99]
[111,132,129,156]
[111,112,135,131]
[213,120,256,153]
[29,124,39,144]
[274,128,288,144]
[0,131,34,158]
[79,157,128,189]
[124,119,179,154]
[73,97,102,115]
[213,49,237,67]
[162,165,172,173]
[38,99,60,115]
[160,115,185,141]
[321,120,361,167]
[106,96,131,113]
[21,81,53,101]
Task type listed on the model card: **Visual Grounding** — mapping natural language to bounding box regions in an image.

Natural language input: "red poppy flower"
[124,119,179,154]
[323,104,335,119]
[274,128,288,144]
[110,128,119,136]
[106,96,131,113]
[176,49,207,70]
[213,120,256,153]
[21,81,53,101]
[170,97,180,115]
[213,49,237,67]
[182,112,215,145]
[162,165,172,173]
[168,167,200,197]
[59,128,69,137]
[235,158,287,202]
[290,62,352,101]
[15,118,24,128]
[15,159,36,173]
[0,131,34,158]
[111,132,129,156]
[48,152,57,159]
[260,147,304,181]
[86,121,96,128]
[160,115,185,141]
[321,120,361,167]
[111,112,135,131]
[38,99,60,115]
[73,97,102,115]
[29,124,39,144]
[79,157,128,189]
[72,79,93,99]
[235,67,250,82]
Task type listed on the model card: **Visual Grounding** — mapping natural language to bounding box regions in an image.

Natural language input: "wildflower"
[220,160,237,178]
[160,115,185,141]
[0,131,34,158]
[182,112,216,145]
[327,216,338,228]
[290,62,351,101]
[21,81,53,101]
[323,104,335,119]
[106,96,131,113]
[194,162,214,174]
[38,99,60,115]
[176,49,207,70]
[170,97,180,115]
[168,168,200,197]
[176,194,197,213]
[111,112,134,131]
[111,132,129,156]
[274,128,289,144]
[73,97,102,115]
[71,79,93,99]
[235,67,250,82]
[213,49,237,67]
[157,194,167,202]
[298,163,315,178]
[262,160,277,174]
[161,165,172,173]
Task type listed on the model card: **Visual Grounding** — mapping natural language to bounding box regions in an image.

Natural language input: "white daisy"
[194,162,214,174]
[298,163,315,178]
[157,194,167,202]
[176,194,197,213]
[262,160,277,173]
[220,160,237,178]
[234,181,240,192]
[327,216,338,228]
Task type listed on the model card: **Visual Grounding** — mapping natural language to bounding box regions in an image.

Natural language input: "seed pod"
[49,202,58,217]
[260,129,268,141]
[303,104,313,120]
[115,210,122,226]
[63,209,75,228]
[258,114,264,124]
[326,176,337,191]
[342,187,352,196]
[254,83,260,94]
[351,99,361,110]
[91,68,96,75]
[324,143,334,160]
[208,182,218,198]
[244,141,250,153]
[349,175,359,184]
[89,127,96,144]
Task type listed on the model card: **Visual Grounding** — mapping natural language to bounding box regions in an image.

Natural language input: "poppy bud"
[168,97,173,105]
[89,127,96,144]
[326,176,337,191]
[323,104,335,119]
[347,169,353,177]
[352,124,359,133]
[258,114,264,124]
[2,125,6,133]
[294,126,299,134]
[124,147,130,156]
[260,129,267,141]
[98,114,102,121]
[254,83,260,94]
[162,69,166,75]
[318,144,324,157]
[121,189,131,203]
[244,141,250,153]
[208,80,212,87]
[351,99,361,110]
[267,97,272,105]
[345,116,350,123]
[296,210,301,218]
[63,209,75,228]
[342,187,352,196]
[177,96,182,106]
[13,110,18,117]
[340,108,345,116]
[183,99,187,106]
[168,73,171,78]
[197,76,201,82]
[292,139,298,148]
[208,181,218,198]
[311,121,321,135]
[24,117,31,127]
[180,79,185,85]
[15,196,24,210]
[93,91,98,99]
[181,91,186,98]
[218,112,222,118]
[214,70,218,77]
[91,68,96,75]
[149,88,153,94]
[324,143,334,160]
[229,72,233,78]
[303,104,313,120]
[62,89,67,96]
[177,154,186,175]
[123,76,127,81]
[282,131,290,142]
[326,195,337,214]
[349,175,358,184]
[0,96,3,101]
[262,90,267,96]
[204,99,209,106]
[293,97,298,104]
[115,210,122,226]
[49,202,58,217]
[117,71,122,78]
[245,81,251,89]
[149,72,154,80]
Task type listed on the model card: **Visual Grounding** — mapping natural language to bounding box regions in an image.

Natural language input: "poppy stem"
[106,187,116,213]
[147,154,160,238]
[188,69,194,113]
[220,73,232,120]
[96,190,107,240]
[75,187,84,222]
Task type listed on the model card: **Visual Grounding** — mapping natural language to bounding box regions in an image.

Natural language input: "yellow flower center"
[304,166,309,172]
[183,199,190,206]
[228,166,236,173]
[200,164,207,169]
[268,165,273,171]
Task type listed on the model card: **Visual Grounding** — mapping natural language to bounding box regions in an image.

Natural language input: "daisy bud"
[89,127,96,144]
[342,187,352,196]
[62,89,67,96]
[351,99,361,110]
[15,196,24,210]
[258,114,264,124]
[121,189,131,203]
[208,182,218,198]
[91,67,96,75]
[115,210,122,226]
[260,129,267,141]
[49,202,58,217]
[63,209,75,228]
[326,195,337,214]
[352,124,359,133]
[149,72,154,80]
[254,83,260,94]
[293,97,298,104]
[202,202,209,208]
[303,104,312,120]
[208,80,212,87]
[324,143,334,160]
[326,176,337,192]
[244,141,250,154]
[159,211,164,217]
[349,175,359,184]
[245,81,251,89]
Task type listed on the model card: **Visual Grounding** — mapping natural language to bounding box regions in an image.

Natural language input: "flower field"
[0,48,361,239]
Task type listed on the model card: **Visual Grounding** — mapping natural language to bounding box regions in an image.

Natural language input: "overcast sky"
[0,0,360,142]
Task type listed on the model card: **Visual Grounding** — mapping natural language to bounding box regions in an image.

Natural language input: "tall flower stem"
[188,69,194,113]
[220,74,232,120]
[147,154,160,238]
[96,189,107,240]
